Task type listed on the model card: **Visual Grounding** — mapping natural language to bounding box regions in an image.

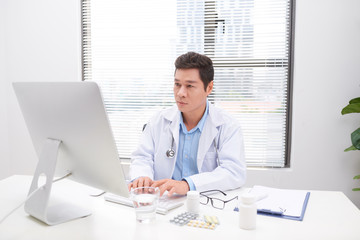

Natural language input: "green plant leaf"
[352,188,360,191]
[344,145,357,152]
[351,128,360,150]
[341,102,360,115]
[353,175,360,180]
[349,97,360,104]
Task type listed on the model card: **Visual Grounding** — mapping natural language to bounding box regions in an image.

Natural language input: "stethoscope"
[166,135,220,166]
[166,137,176,158]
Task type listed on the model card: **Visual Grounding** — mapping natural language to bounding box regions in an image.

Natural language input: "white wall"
[1,0,360,208]
[0,1,10,178]
[245,0,360,208]
[0,0,82,178]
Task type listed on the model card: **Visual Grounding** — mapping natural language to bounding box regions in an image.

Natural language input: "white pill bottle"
[186,191,200,214]
[238,193,257,230]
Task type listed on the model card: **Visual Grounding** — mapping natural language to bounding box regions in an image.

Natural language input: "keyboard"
[104,192,185,215]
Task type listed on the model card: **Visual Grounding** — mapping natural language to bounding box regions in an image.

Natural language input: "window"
[82,0,295,167]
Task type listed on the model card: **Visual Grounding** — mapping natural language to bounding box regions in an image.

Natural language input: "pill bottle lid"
[187,191,200,199]
[241,193,256,204]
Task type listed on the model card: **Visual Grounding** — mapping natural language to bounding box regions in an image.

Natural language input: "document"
[250,185,310,221]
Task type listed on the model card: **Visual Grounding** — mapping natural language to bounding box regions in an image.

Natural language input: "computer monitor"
[13,81,129,225]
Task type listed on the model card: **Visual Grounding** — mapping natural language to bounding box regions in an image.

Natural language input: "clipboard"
[257,192,310,221]
[250,186,311,221]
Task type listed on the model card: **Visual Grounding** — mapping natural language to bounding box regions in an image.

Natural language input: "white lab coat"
[129,103,246,192]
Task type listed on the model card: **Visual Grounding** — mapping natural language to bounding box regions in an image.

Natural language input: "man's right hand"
[128,176,153,191]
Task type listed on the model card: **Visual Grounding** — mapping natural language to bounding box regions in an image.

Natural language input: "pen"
[257,209,284,216]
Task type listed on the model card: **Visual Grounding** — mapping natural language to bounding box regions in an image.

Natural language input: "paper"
[250,185,310,218]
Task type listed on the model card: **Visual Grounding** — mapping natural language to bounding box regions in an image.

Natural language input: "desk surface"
[1,175,360,240]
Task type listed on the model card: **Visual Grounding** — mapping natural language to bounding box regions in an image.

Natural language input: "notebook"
[104,192,185,215]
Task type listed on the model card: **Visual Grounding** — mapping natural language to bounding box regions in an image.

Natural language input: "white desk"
[1,175,360,240]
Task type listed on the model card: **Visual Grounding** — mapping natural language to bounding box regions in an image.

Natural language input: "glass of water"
[130,187,160,223]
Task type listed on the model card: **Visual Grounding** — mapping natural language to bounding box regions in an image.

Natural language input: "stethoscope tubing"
[166,137,176,158]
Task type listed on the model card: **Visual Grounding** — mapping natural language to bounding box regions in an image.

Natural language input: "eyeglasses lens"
[211,199,225,209]
[200,195,209,205]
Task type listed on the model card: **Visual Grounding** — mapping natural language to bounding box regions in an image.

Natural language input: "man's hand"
[151,179,190,197]
[128,176,153,191]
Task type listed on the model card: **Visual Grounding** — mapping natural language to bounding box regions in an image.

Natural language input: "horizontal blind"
[82,0,293,167]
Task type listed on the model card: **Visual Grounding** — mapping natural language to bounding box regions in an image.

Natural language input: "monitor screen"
[13,81,129,225]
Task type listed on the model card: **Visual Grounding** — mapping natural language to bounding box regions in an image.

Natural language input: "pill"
[211,216,219,224]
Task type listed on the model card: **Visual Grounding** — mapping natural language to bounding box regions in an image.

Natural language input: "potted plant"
[341,97,360,191]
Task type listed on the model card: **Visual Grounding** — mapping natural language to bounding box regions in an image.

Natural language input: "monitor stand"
[24,138,92,225]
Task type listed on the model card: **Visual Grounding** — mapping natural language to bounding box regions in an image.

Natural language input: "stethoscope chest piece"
[166,136,175,158]
[166,148,175,158]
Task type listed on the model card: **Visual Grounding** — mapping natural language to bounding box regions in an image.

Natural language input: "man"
[128,52,246,196]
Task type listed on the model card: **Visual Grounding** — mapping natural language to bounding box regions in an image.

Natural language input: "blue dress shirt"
[172,101,209,190]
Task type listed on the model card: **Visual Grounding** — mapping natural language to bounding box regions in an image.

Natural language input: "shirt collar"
[179,100,209,134]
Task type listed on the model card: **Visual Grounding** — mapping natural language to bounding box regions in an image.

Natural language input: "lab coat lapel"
[169,119,179,156]
[164,106,180,161]
[197,104,223,171]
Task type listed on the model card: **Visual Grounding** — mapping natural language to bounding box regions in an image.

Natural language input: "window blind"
[82,0,294,167]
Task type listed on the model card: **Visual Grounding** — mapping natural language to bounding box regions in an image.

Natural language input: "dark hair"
[174,52,214,91]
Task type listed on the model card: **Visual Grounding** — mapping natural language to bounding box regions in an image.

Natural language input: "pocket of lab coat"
[201,152,218,171]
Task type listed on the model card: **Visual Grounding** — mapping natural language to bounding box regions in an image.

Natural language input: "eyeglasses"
[199,190,238,210]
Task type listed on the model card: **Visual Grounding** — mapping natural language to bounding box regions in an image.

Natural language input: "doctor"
[128,52,246,196]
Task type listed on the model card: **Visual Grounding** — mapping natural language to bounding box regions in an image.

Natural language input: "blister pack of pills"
[169,212,220,230]
[186,220,216,230]
[169,212,199,226]
[186,215,220,230]
[203,215,219,225]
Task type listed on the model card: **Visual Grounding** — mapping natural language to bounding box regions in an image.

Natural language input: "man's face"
[174,68,213,118]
